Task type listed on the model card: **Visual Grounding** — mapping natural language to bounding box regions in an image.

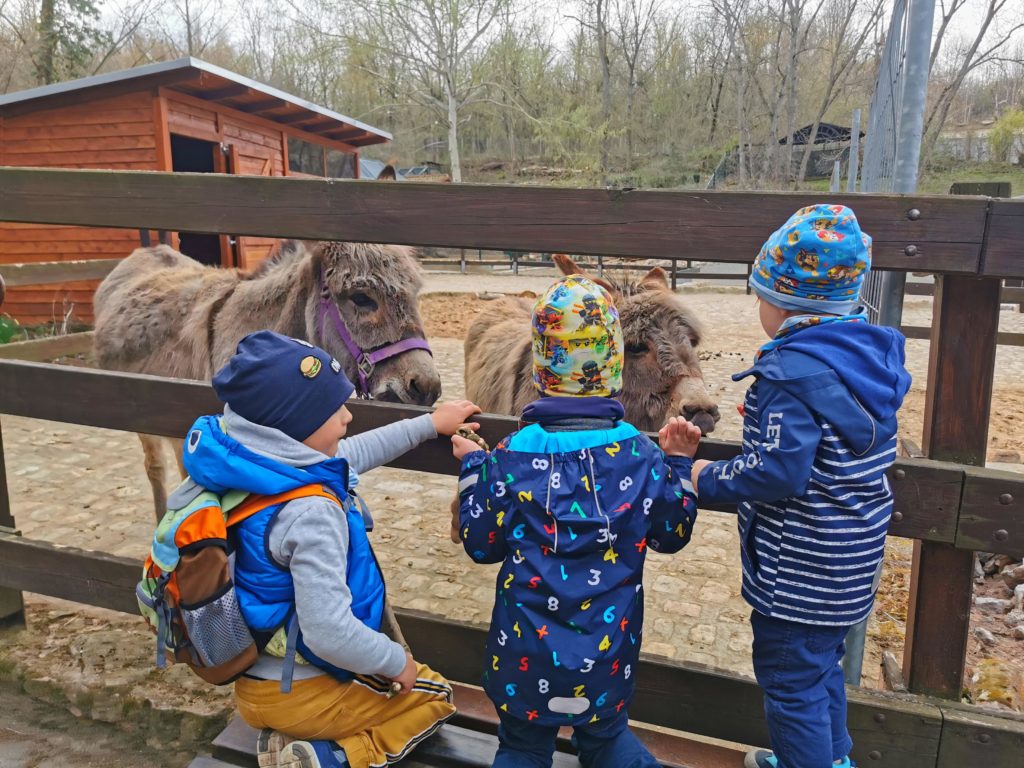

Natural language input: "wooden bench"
[190,717,587,768]
[187,682,748,768]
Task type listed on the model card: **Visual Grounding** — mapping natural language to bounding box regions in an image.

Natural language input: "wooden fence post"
[903,275,1001,698]
[0,421,25,628]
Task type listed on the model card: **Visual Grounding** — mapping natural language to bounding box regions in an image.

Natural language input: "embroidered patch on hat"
[330,358,341,373]
[300,355,322,378]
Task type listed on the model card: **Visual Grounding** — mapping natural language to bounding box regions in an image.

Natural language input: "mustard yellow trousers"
[235,664,455,768]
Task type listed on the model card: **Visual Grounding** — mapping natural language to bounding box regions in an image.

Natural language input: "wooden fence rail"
[2,167,1022,276]
[0,258,121,287]
[0,359,1020,558]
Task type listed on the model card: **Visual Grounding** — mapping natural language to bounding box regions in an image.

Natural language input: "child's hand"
[390,653,418,695]
[432,400,482,436]
[692,459,711,493]
[452,434,482,461]
[659,416,702,458]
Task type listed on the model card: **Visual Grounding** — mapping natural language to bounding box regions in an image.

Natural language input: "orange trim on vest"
[226,484,340,528]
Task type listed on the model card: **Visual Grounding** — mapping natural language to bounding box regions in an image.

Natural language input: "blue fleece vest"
[232,494,386,681]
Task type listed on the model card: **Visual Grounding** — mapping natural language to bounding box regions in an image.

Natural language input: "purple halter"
[317,267,432,398]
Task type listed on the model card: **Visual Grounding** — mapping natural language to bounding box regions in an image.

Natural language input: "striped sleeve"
[698,380,821,504]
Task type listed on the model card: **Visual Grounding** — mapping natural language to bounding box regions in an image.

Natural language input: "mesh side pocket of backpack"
[179,581,255,668]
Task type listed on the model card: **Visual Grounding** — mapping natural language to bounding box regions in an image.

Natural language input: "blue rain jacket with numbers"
[457,423,697,727]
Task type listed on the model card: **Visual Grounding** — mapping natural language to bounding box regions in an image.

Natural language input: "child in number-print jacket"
[452,275,701,768]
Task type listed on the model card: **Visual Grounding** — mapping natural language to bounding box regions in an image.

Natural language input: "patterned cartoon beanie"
[749,203,872,315]
[532,275,623,397]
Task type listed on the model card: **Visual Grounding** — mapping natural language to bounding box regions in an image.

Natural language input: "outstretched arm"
[338,400,481,473]
[697,380,820,504]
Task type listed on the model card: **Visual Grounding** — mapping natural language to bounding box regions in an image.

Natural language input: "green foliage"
[0,314,21,345]
[989,109,1024,164]
[36,0,111,84]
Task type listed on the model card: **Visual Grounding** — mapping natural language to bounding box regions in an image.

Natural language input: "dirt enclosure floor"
[3,275,1024,716]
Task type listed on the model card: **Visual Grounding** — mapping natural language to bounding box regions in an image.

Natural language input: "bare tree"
[345,0,510,183]
[795,0,884,183]
[922,0,1024,165]
[612,0,678,170]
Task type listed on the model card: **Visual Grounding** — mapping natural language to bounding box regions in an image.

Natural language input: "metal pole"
[830,160,842,193]
[847,108,862,193]
[876,0,936,329]
[842,0,936,687]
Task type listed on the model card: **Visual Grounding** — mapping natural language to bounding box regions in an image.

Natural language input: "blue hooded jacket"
[458,411,698,727]
[181,415,386,680]
[698,320,911,626]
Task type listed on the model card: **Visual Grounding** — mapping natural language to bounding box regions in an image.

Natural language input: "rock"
[1013,626,1024,641]
[975,556,986,583]
[1015,584,1024,612]
[1002,564,1024,590]
[975,596,1012,614]
[1004,609,1024,628]
[969,658,1016,707]
[983,554,1016,576]
[974,627,997,646]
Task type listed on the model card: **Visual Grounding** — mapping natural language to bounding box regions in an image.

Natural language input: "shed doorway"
[170,134,234,267]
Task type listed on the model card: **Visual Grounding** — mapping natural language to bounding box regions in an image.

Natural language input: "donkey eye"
[350,292,378,311]
[626,342,649,355]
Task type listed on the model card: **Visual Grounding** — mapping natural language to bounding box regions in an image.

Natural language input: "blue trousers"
[492,709,660,768]
[750,610,854,768]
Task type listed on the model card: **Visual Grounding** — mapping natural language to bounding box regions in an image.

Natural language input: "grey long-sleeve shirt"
[221,406,437,681]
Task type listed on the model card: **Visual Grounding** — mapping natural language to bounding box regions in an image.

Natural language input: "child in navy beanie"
[691,206,911,768]
[182,330,481,768]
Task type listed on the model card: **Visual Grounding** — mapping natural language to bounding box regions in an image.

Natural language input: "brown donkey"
[94,239,441,519]
[451,254,720,540]
[464,254,720,432]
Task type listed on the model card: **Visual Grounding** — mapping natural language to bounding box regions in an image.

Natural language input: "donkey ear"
[552,252,619,296]
[639,266,670,292]
[552,253,581,276]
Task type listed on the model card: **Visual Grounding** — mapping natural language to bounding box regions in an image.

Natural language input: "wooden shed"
[0,57,391,324]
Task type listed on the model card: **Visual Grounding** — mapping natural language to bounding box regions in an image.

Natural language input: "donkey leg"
[168,437,187,480]
[381,598,410,652]
[139,433,170,522]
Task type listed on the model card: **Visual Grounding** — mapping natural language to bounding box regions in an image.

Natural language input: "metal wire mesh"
[860,0,910,322]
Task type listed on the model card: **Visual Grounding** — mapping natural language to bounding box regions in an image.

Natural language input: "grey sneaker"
[256,728,293,768]
[744,750,779,768]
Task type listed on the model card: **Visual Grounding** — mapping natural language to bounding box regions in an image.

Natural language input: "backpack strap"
[225,484,340,528]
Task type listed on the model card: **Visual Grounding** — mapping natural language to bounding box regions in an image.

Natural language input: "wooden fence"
[1,168,1023,766]
[419,252,752,290]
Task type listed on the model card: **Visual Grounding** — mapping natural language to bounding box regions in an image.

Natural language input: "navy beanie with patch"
[212,330,355,442]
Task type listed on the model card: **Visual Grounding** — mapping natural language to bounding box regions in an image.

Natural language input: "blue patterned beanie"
[749,204,871,315]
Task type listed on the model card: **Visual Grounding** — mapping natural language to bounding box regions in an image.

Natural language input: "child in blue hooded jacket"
[691,205,912,768]
[181,330,480,768]
[453,275,702,768]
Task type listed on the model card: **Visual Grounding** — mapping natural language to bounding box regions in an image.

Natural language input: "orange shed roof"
[0,57,391,147]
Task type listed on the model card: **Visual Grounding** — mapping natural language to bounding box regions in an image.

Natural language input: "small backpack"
[136,481,338,685]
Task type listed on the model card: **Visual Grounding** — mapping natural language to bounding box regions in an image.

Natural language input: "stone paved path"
[4,282,1024,683]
